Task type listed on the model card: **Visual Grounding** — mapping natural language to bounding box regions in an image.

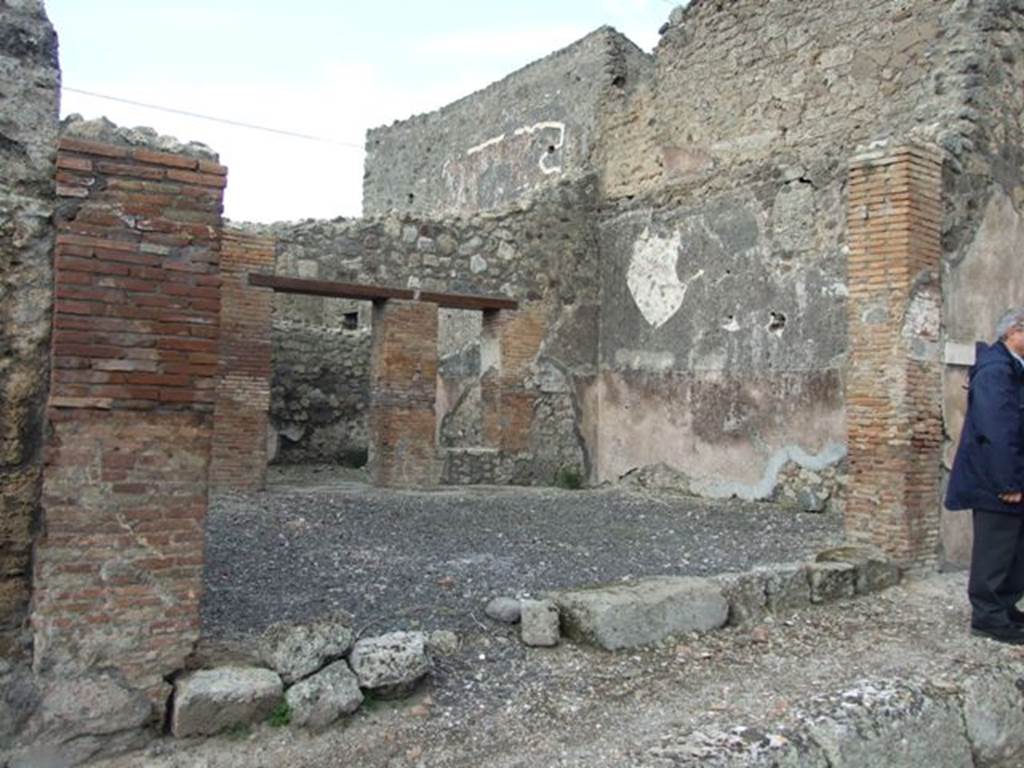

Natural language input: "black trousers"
[969,509,1024,627]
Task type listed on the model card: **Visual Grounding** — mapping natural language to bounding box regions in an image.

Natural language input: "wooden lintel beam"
[248,273,518,311]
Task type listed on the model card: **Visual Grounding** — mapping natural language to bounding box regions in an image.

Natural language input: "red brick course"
[845,144,944,568]
[368,300,439,486]
[32,137,227,708]
[210,230,274,490]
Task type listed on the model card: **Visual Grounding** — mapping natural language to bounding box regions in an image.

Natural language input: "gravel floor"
[200,467,842,642]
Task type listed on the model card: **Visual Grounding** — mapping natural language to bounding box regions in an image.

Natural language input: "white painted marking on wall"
[627,228,705,329]
[513,121,566,175]
[466,134,506,156]
[695,442,848,501]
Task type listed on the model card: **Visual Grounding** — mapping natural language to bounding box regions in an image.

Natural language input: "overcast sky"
[46,1,675,223]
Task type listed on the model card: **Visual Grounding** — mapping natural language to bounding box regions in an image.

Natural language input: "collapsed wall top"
[361,26,651,217]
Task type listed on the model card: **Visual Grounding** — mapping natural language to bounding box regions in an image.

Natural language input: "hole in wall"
[343,312,359,330]
[768,311,787,333]
[407,193,415,205]
[547,145,556,155]
[612,74,626,87]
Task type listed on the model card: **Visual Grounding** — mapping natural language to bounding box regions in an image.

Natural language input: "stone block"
[258,611,354,685]
[553,576,728,651]
[171,667,282,738]
[961,668,1024,765]
[520,600,560,647]
[807,562,856,604]
[815,545,901,595]
[761,564,811,612]
[285,660,363,730]
[714,570,769,626]
[348,632,430,699]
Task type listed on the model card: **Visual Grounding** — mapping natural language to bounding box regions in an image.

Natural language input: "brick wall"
[32,134,225,708]
[845,144,943,568]
[368,300,439,486]
[481,304,545,453]
[210,230,274,490]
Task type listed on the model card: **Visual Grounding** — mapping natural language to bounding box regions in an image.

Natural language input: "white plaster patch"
[627,228,705,329]
[466,134,506,156]
[722,317,741,333]
[513,121,566,175]
[696,442,847,501]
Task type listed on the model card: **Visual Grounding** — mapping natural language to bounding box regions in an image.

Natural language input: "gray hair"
[996,308,1024,340]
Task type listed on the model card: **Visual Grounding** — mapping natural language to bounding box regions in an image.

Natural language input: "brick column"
[368,300,439,486]
[32,135,226,709]
[845,144,943,568]
[209,230,274,490]
[480,304,544,452]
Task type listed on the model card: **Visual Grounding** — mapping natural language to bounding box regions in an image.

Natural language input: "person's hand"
[1000,492,1023,503]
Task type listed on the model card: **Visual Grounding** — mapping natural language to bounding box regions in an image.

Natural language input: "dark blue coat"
[946,341,1024,514]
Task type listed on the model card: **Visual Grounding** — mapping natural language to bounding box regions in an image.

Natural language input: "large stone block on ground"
[815,546,901,595]
[171,667,282,737]
[552,577,728,651]
[285,660,363,730]
[9,672,151,766]
[258,611,354,684]
[348,632,430,699]
[961,667,1024,765]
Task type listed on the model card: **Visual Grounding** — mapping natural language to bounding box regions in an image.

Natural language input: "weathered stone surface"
[0,0,59,646]
[807,562,856,604]
[171,667,282,738]
[961,668,1024,765]
[520,600,560,647]
[816,546,901,595]
[348,632,430,698]
[0,660,39,745]
[426,630,460,657]
[761,564,811,612]
[802,682,973,767]
[259,612,354,684]
[7,672,151,766]
[553,577,728,650]
[485,597,522,624]
[285,660,363,731]
[714,571,769,626]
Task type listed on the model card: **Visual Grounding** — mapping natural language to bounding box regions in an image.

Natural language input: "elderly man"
[947,309,1024,643]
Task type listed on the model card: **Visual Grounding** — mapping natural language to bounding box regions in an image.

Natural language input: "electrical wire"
[62,86,364,149]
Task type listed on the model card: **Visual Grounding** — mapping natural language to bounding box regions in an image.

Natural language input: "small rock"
[816,545,901,594]
[426,630,460,657]
[349,632,430,699]
[171,667,282,738]
[750,625,771,644]
[285,660,363,730]
[521,600,560,647]
[259,611,354,684]
[485,597,522,624]
[797,487,826,513]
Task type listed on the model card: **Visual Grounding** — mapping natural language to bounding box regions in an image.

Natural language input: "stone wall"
[33,127,225,709]
[270,320,370,466]
[363,27,649,217]
[0,0,60,654]
[266,178,600,485]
